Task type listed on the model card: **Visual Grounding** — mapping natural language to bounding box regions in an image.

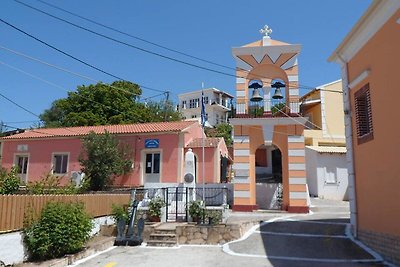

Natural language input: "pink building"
[0,121,230,187]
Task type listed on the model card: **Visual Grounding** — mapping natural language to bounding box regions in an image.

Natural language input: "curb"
[15,237,115,267]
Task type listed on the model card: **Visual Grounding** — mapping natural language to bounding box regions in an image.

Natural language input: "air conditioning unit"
[71,171,84,187]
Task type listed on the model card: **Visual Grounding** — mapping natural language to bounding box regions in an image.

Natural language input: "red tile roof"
[1,121,198,140]
[187,137,222,148]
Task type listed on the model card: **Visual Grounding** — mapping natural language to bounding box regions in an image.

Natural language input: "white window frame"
[13,153,30,183]
[51,152,70,175]
[141,149,162,184]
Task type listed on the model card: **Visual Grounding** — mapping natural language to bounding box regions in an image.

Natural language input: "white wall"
[256,183,279,209]
[0,216,114,266]
[0,232,25,265]
[305,148,349,201]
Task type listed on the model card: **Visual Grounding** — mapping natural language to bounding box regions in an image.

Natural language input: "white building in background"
[178,88,234,127]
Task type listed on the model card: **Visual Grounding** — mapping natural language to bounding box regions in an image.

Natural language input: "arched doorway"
[255,145,283,210]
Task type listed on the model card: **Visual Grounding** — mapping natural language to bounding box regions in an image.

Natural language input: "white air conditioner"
[71,171,84,187]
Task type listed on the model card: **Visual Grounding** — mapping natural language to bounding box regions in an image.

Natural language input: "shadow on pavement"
[229,218,389,267]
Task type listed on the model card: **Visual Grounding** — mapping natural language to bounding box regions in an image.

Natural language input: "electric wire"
[23,0,332,93]
[8,2,237,78]
[0,18,166,94]
[0,59,142,116]
[0,91,40,118]
[32,0,233,71]
[10,1,324,91]
[0,44,164,99]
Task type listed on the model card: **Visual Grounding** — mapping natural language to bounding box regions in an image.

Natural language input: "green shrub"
[188,200,205,220]
[0,167,20,194]
[205,209,222,225]
[23,202,93,261]
[26,173,78,195]
[111,203,129,223]
[148,197,165,218]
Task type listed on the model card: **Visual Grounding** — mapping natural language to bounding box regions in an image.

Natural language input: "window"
[204,97,209,105]
[354,84,373,144]
[181,100,186,109]
[145,153,160,174]
[16,155,28,174]
[324,166,337,184]
[53,154,68,174]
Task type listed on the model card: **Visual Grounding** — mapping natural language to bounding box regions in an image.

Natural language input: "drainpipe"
[336,52,357,237]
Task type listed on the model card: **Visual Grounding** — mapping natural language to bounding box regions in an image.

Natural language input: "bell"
[249,82,263,102]
[271,81,285,99]
[250,88,263,102]
[272,88,283,99]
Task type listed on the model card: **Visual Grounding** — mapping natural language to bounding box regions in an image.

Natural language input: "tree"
[39,81,181,127]
[205,123,233,147]
[79,131,132,191]
[144,100,182,122]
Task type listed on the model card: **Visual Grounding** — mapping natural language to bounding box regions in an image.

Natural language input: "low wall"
[176,221,259,245]
[0,216,114,266]
[358,229,400,265]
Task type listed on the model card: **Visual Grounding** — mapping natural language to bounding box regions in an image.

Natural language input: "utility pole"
[163,91,170,122]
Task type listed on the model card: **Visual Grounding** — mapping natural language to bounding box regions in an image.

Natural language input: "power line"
[0,18,166,94]
[0,91,40,118]
[0,59,173,125]
[2,120,41,124]
[33,0,233,72]
[23,0,327,92]
[0,44,164,99]
[10,2,237,79]
[11,1,321,92]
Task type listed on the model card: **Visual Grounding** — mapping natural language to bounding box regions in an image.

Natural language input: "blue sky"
[0,0,371,129]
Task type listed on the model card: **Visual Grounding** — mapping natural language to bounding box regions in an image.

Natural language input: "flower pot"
[149,215,160,222]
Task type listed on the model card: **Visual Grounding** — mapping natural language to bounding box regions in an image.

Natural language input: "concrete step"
[309,205,350,213]
[149,233,177,242]
[146,240,177,247]
[153,229,176,235]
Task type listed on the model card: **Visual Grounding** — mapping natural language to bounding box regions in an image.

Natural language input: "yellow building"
[302,80,345,147]
[301,80,348,200]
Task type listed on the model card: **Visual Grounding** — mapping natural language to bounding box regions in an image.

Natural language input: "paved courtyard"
[70,199,392,267]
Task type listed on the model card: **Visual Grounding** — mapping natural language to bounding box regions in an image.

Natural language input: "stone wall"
[176,221,259,245]
[358,229,400,265]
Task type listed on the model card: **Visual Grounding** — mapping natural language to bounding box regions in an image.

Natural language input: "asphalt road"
[70,199,391,267]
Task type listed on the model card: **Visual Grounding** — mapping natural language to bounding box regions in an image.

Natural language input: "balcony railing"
[231,98,301,118]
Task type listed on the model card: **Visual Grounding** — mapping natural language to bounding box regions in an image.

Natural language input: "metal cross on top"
[260,25,272,37]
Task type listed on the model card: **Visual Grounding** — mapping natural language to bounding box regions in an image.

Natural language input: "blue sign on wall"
[145,139,159,148]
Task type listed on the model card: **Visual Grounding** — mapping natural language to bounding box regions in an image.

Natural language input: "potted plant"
[111,204,129,238]
[188,200,205,224]
[148,197,165,222]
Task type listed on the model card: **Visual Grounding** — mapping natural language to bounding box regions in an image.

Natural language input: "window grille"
[354,84,373,144]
